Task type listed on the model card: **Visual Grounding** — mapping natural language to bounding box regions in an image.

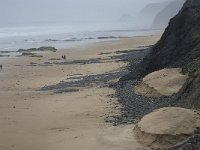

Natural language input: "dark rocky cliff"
[136,0,200,107]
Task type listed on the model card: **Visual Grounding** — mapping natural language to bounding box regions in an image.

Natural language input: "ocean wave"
[44,36,127,43]
[0,51,16,53]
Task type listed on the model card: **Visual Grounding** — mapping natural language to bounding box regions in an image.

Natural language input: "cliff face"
[152,0,186,28]
[137,2,170,26]
[140,0,200,74]
[178,59,200,107]
[137,0,200,107]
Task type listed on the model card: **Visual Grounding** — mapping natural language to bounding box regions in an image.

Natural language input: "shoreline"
[0,36,161,150]
[0,34,161,63]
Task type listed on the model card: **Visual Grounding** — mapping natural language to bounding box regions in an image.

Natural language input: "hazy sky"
[0,0,169,25]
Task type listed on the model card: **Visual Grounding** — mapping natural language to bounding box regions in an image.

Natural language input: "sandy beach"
[1,0,200,149]
[0,36,160,150]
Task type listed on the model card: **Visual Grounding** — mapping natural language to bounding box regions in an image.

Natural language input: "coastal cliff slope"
[136,0,200,107]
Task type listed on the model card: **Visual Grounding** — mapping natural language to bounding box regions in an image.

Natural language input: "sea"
[0,22,162,61]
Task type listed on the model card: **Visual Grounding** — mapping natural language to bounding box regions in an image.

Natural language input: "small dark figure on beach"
[0,65,2,70]
[61,55,66,60]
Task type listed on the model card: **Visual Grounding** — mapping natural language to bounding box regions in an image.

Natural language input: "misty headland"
[1,0,200,150]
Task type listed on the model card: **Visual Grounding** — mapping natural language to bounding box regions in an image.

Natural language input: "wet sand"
[0,36,160,150]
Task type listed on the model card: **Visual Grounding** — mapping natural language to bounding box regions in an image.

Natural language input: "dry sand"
[0,36,160,150]
[134,68,188,97]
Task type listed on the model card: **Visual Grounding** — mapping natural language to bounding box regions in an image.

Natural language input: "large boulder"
[134,107,200,149]
[134,68,188,97]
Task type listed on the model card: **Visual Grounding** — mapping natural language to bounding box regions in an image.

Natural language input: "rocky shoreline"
[115,50,200,149]
[36,44,200,149]
[112,48,187,125]
[110,0,200,148]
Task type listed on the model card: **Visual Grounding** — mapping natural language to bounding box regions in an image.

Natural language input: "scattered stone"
[0,54,10,57]
[18,46,57,53]
[53,58,107,65]
[41,71,127,93]
[21,52,43,57]
[99,52,112,55]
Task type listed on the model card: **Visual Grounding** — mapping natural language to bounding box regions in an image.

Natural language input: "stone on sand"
[134,107,200,149]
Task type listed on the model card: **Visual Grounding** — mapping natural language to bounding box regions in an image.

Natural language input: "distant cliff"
[137,0,200,107]
[152,0,186,29]
[137,2,170,27]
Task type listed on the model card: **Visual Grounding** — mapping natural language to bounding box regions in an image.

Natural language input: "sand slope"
[134,68,188,97]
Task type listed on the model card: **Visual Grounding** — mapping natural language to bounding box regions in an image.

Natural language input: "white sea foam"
[0,23,162,60]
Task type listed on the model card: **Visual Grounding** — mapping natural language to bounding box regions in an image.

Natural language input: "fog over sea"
[0,22,161,58]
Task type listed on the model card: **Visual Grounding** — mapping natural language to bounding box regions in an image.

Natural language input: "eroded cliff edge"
[134,0,200,107]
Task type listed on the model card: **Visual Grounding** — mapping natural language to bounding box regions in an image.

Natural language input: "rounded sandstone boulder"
[134,68,188,97]
[134,107,200,149]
